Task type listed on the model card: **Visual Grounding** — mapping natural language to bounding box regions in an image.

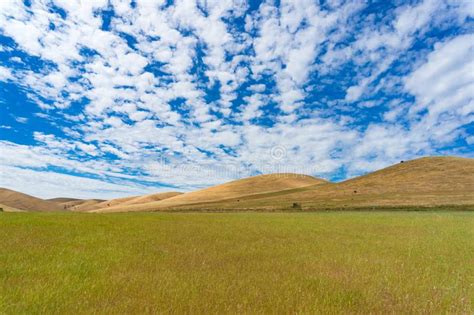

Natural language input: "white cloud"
[342,0,446,102]
[0,1,471,199]
[0,66,13,81]
[0,165,160,199]
[405,34,474,119]
[344,33,474,176]
[248,0,360,113]
[14,116,28,124]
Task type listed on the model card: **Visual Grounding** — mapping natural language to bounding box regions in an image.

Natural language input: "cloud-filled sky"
[0,0,473,199]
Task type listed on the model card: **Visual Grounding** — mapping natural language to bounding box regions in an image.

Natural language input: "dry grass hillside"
[290,156,474,209]
[0,188,63,212]
[93,173,327,213]
[47,197,81,203]
[170,156,474,211]
[120,192,183,206]
[0,203,25,212]
[74,192,182,212]
[73,196,138,212]
[93,156,474,213]
[59,199,105,211]
[3,156,472,213]
[0,188,180,212]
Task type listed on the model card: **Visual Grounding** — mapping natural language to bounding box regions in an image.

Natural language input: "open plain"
[1,211,473,313]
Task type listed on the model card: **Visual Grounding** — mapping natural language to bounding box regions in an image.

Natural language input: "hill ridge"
[0,188,63,212]
[93,173,328,213]
[93,156,474,212]
[2,156,473,213]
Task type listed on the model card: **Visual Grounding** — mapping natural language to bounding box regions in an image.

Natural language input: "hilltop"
[91,173,328,213]
[92,156,474,213]
[2,157,473,213]
[0,188,63,212]
[166,156,474,211]
[72,192,183,212]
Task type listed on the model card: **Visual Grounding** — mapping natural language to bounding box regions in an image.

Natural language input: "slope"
[47,197,82,203]
[60,199,105,211]
[0,203,25,212]
[76,192,183,212]
[0,188,63,212]
[93,173,328,213]
[187,156,474,211]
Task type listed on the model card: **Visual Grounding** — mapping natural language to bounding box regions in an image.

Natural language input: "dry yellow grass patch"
[0,188,62,212]
[74,192,183,212]
[92,156,474,213]
[94,173,326,213]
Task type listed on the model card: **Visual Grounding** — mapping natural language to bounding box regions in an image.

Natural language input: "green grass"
[1,211,473,313]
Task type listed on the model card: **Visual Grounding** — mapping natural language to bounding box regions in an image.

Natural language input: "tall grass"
[1,211,473,313]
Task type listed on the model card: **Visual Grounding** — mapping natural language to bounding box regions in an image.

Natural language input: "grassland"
[90,156,474,213]
[1,211,473,313]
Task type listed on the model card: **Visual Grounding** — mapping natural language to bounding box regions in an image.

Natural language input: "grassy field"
[0,211,473,313]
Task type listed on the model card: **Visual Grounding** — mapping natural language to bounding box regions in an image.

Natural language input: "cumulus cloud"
[405,34,474,119]
[0,165,160,199]
[0,66,12,81]
[0,0,472,198]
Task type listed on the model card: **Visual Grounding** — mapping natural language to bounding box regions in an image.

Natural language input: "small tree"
[292,202,302,210]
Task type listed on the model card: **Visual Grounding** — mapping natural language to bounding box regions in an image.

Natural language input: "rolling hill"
[57,199,105,211]
[92,156,474,213]
[2,156,473,213]
[73,192,183,212]
[92,173,328,213]
[47,197,82,203]
[0,188,63,212]
[0,189,181,212]
[164,156,474,211]
[0,203,25,212]
[120,192,184,206]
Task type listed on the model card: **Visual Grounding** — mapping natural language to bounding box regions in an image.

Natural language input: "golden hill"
[293,156,474,209]
[2,157,472,213]
[0,188,63,212]
[169,156,474,211]
[0,203,25,212]
[120,192,183,206]
[0,188,181,212]
[74,192,183,212]
[91,156,474,213]
[47,197,82,203]
[93,173,327,213]
[59,199,105,211]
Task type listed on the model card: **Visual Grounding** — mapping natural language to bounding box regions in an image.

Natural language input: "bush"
[292,202,302,210]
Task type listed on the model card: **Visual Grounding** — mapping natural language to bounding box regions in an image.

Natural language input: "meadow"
[1,211,473,313]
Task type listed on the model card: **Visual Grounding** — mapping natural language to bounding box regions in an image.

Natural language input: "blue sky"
[0,0,473,199]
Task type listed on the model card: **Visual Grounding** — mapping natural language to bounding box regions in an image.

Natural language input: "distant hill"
[285,156,474,209]
[0,203,25,212]
[58,199,105,211]
[121,192,184,206]
[0,187,181,212]
[166,156,474,211]
[92,157,474,213]
[74,192,183,212]
[0,188,63,212]
[47,197,82,203]
[3,157,473,213]
[93,173,327,213]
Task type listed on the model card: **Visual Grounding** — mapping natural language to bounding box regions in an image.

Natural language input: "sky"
[0,0,473,199]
